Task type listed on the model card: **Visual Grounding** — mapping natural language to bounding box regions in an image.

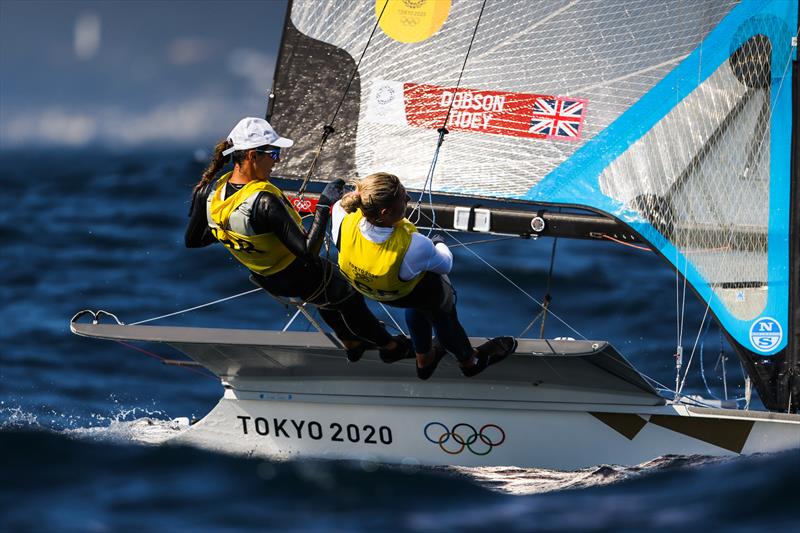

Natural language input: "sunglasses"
[254,147,281,160]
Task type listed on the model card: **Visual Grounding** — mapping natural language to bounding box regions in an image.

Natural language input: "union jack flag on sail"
[528,97,588,140]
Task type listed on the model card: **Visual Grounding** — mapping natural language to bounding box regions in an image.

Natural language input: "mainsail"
[268,0,799,411]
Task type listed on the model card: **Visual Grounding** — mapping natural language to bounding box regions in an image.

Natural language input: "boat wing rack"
[71,321,665,407]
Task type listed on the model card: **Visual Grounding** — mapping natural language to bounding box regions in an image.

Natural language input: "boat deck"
[72,323,665,406]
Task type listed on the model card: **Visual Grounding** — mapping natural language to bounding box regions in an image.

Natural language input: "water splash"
[451,454,730,495]
[0,399,188,446]
[66,416,190,445]
[0,404,40,428]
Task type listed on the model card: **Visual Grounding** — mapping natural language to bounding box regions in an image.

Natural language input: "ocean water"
[1,149,796,531]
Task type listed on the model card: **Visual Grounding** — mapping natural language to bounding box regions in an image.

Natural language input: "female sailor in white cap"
[185,117,409,362]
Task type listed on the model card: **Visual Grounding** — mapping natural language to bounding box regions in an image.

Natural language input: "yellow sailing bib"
[206,172,303,276]
[338,209,423,301]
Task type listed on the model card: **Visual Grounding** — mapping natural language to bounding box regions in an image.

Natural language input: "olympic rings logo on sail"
[423,422,505,455]
[291,198,312,212]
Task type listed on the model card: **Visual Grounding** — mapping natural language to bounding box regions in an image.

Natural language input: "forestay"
[268,0,798,408]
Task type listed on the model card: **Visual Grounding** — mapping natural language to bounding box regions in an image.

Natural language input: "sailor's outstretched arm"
[277,178,344,257]
[252,192,330,261]
[185,181,215,248]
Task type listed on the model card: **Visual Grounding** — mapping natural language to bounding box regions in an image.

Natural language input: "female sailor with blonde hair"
[332,172,517,379]
[185,118,409,362]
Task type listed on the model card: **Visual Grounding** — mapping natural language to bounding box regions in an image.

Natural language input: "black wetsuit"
[186,180,392,346]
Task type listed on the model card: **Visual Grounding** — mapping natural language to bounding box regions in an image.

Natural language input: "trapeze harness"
[338,209,423,302]
[206,172,304,277]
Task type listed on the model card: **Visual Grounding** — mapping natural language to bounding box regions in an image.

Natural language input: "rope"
[114,341,217,381]
[677,296,712,396]
[282,307,304,332]
[440,225,587,341]
[412,203,588,340]
[446,235,519,248]
[539,228,559,338]
[378,302,406,336]
[129,288,262,325]
[518,308,546,338]
[409,127,446,232]
[296,0,390,197]
[410,0,488,229]
[440,0,488,128]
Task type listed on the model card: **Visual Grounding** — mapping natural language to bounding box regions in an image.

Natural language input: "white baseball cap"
[222,117,294,156]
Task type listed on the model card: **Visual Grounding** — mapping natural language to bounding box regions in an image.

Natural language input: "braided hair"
[194,139,252,193]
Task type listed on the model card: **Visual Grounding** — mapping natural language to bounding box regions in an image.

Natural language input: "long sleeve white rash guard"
[331,201,453,281]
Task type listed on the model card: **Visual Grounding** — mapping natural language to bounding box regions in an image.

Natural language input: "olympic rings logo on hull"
[424,422,506,455]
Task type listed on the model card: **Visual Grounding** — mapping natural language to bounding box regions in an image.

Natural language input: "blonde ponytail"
[343,172,403,222]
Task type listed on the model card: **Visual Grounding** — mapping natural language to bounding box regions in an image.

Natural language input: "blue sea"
[1,149,797,531]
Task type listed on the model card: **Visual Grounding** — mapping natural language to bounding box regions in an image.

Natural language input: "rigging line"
[297,0,390,197]
[518,308,545,338]
[282,307,304,332]
[539,230,559,339]
[327,0,389,132]
[378,302,406,336]
[440,0,488,128]
[114,341,217,381]
[675,245,681,355]
[698,315,721,401]
[680,253,688,346]
[440,226,588,341]
[677,295,712,396]
[698,319,745,403]
[129,288,262,325]
[410,0,487,227]
[445,235,519,248]
[640,373,676,396]
[409,206,588,340]
[409,129,445,231]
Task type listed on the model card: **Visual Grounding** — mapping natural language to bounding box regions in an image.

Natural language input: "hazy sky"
[0,0,287,149]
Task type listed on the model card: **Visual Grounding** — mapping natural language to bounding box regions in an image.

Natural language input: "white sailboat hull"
[176,391,800,470]
[71,323,800,468]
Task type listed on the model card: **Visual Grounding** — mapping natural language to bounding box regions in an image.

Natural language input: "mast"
[265,0,293,122]
[782,20,800,411]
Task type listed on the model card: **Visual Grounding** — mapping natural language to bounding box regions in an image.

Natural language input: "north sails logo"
[749,317,782,352]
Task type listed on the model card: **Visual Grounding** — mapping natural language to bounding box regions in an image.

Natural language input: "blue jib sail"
[529,1,797,356]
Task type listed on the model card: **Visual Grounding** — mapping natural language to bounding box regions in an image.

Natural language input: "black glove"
[430,234,446,246]
[318,179,345,207]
